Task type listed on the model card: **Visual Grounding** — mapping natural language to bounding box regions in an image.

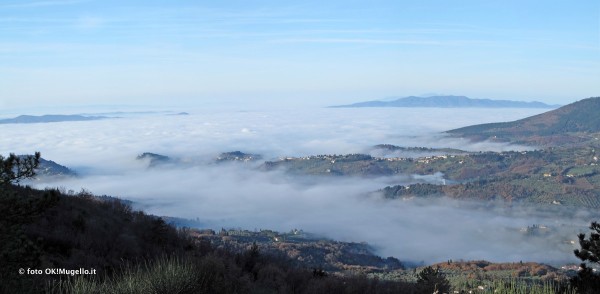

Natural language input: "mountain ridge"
[0,114,108,124]
[330,95,559,108]
[447,96,600,146]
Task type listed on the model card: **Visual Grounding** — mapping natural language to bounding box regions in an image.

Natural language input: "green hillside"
[447,97,600,146]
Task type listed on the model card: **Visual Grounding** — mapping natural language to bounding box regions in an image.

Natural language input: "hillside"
[0,184,434,293]
[15,156,77,178]
[330,95,557,109]
[0,185,192,292]
[37,158,77,178]
[188,228,404,273]
[136,152,174,167]
[447,97,600,146]
[262,146,600,208]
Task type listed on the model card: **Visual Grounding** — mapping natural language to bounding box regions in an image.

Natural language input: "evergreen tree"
[0,152,40,185]
[572,221,600,293]
[416,266,450,293]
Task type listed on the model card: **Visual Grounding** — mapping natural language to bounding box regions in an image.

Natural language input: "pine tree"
[572,221,600,293]
[417,266,450,293]
[0,152,40,185]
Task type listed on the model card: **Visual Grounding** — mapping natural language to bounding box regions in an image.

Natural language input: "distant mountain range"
[330,95,559,108]
[0,114,107,124]
[447,96,600,146]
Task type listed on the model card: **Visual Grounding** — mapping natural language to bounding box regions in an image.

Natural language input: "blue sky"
[1,0,599,109]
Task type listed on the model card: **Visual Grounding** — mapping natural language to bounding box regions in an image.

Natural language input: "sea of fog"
[1,107,595,265]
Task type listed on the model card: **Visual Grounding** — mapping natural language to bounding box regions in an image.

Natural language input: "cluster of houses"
[279,154,373,162]
[207,228,308,243]
[279,153,458,165]
[416,155,451,164]
[216,151,261,162]
[519,224,549,236]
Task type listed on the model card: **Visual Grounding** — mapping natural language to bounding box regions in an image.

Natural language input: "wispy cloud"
[272,38,498,47]
[0,0,89,9]
[274,38,444,45]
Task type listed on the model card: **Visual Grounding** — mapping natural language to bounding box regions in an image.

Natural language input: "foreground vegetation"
[2,182,598,293]
[0,183,437,293]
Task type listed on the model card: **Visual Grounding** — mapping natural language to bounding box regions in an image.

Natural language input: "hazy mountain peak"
[0,114,107,124]
[330,95,559,109]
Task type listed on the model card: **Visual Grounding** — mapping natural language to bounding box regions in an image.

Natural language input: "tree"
[572,221,600,293]
[0,152,40,185]
[416,266,450,293]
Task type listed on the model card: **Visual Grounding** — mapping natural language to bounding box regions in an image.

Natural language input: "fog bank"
[3,107,590,264]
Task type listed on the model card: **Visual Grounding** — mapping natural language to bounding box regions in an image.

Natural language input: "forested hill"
[447,97,600,146]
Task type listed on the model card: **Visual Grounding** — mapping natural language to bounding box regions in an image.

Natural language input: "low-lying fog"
[1,107,594,265]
